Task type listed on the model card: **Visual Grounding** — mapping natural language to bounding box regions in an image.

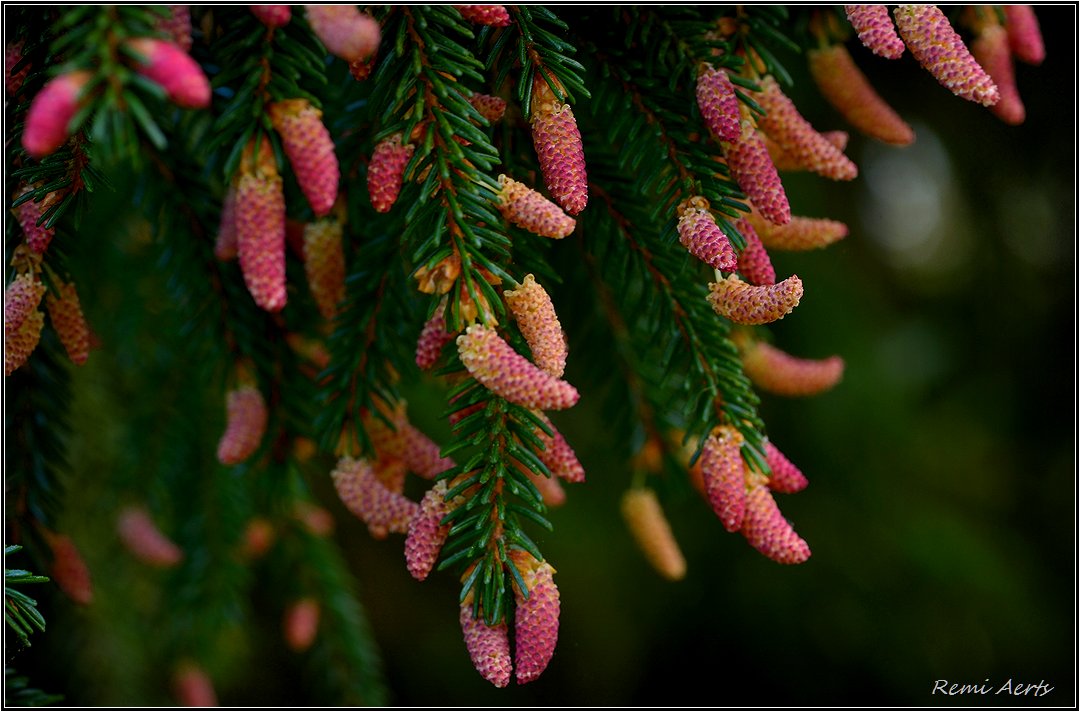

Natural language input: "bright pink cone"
[972,24,1025,125]
[5,273,46,376]
[808,44,915,145]
[269,98,339,217]
[740,339,844,396]
[497,175,576,239]
[405,480,452,581]
[755,76,857,181]
[764,441,808,494]
[251,5,291,27]
[511,552,560,685]
[723,105,790,226]
[707,274,802,326]
[284,598,320,652]
[455,5,511,27]
[416,301,455,370]
[45,280,90,365]
[893,5,999,107]
[741,480,811,564]
[216,385,268,464]
[460,601,512,687]
[302,219,345,319]
[697,64,741,143]
[331,456,419,539]
[14,190,57,254]
[735,217,775,286]
[367,133,414,213]
[1003,6,1045,65]
[747,208,848,251]
[457,324,579,411]
[676,196,737,271]
[305,5,380,62]
[701,426,747,532]
[23,71,92,159]
[236,140,286,312]
[530,77,588,216]
[621,488,687,581]
[533,411,585,483]
[505,274,567,378]
[126,38,210,109]
[117,505,184,568]
[844,5,905,59]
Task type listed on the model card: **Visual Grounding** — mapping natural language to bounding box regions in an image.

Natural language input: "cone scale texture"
[511,553,560,685]
[504,274,567,378]
[269,99,339,217]
[46,280,91,365]
[497,176,576,239]
[723,106,791,226]
[368,133,414,213]
[696,64,741,143]
[765,441,809,494]
[405,480,452,581]
[707,274,803,326]
[415,302,455,370]
[455,5,511,27]
[457,324,579,411]
[251,5,291,27]
[972,24,1025,125]
[530,90,588,216]
[735,217,775,286]
[534,412,585,483]
[755,76,857,181]
[741,481,811,564]
[676,197,737,272]
[747,209,849,251]
[701,426,747,532]
[302,219,346,319]
[845,5,906,59]
[330,456,419,539]
[236,149,287,313]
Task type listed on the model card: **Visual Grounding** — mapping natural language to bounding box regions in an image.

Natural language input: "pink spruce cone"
[457,324,580,411]
[844,5,905,59]
[330,456,419,539]
[236,141,286,312]
[1003,6,1045,66]
[284,598,320,652]
[470,93,507,123]
[416,301,455,370]
[14,191,56,254]
[893,5,1000,107]
[972,24,1025,125]
[756,76,857,181]
[302,219,345,319]
[455,5,511,27]
[403,424,454,479]
[808,44,915,145]
[707,274,802,326]
[116,505,184,568]
[740,339,844,397]
[747,208,848,251]
[126,38,210,109]
[526,466,567,507]
[701,426,747,532]
[505,274,567,378]
[676,196,737,272]
[172,661,218,707]
[216,385,268,464]
[6,40,30,95]
[696,64,741,143]
[497,175,576,239]
[44,531,93,605]
[460,601,512,688]
[251,5,292,28]
[405,479,452,581]
[214,184,238,261]
[269,98,339,217]
[511,552,560,684]
[741,479,811,564]
[723,105,790,226]
[530,78,588,216]
[22,70,92,159]
[621,488,687,581]
[5,273,46,376]
[305,5,380,62]
[735,217,775,286]
[368,133,414,213]
[157,6,193,51]
[46,280,91,366]
[763,130,849,172]
[534,411,585,483]
[764,441,808,494]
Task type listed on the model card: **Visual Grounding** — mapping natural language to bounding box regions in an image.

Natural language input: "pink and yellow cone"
[497,175,576,239]
[22,71,92,159]
[621,488,687,581]
[755,76,857,181]
[460,600,512,688]
[741,478,811,564]
[765,441,809,494]
[45,280,91,366]
[677,196,737,272]
[764,130,849,172]
[5,273,46,376]
[236,139,286,312]
[722,104,791,226]
[404,479,452,581]
[457,324,580,411]
[696,64,741,143]
[416,301,455,370]
[1003,6,1045,66]
[707,274,802,326]
[740,339,844,397]
[470,93,507,123]
[505,274,567,378]
[808,44,915,145]
[971,23,1025,125]
[305,5,380,62]
[455,5,511,27]
[116,505,184,568]
[530,77,588,216]
[330,456,419,539]
[510,552,560,685]
[368,133,414,213]
[302,218,346,319]
[216,384,268,464]
[746,208,848,251]
[844,5,905,59]
[269,99,339,217]
[893,5,999,107]
[701,426,747,532]
[735,217,775,286]
[533,411,585,484]
[126,38,210,109]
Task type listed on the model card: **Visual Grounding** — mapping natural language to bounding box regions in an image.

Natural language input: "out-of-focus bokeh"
[11,6,1074,708]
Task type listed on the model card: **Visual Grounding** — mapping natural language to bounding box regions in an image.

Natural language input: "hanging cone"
[302,219,346,319]
[707,274,802,326]
[45,280,91,365]
[510,551,560,685]
[701,426,747,532]
[696,63,741,143]
[5,273,46,376]
[126,38,210,109]
[893,5,999,107]
[22,70,92,159]
[621,488,687,581]
[808,44,914,145]
[525,466,567,507]
[844,5,905,59]
[755,76,857,181]
[43,531,93,605]
[415,301,455,370]
[530,77,588,216]
[284,598,320,652]
[268,98,339,217]
[305,5,380,62]
[367,133,414,213]
[457,325,579,410]
[741,479,811,564]
[971,24,1025,125]
[404,480,452,581]
[504,274,567,378]
[763,130,849,172]
[469,93,507,123]
[676,196,737,271]
[15,189,57,254]
[764,441,809,494]
[330,456,418,539]
[1003,5,1045,65]
[216,385,268,464]
[460,600,512,687]
[722,104,791,226]
[172,661,218,707]
[533,411,585,483]
[116,505,184,568]
[235,139,286,312]
[740,339,844,396]
[496,175,576,239]
[746,208,848,251]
